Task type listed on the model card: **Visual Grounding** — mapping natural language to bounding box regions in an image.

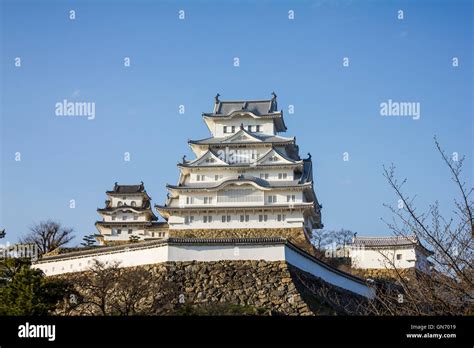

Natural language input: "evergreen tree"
[129,235,140,243]
[81,234,97,247]
[0,258,69,315]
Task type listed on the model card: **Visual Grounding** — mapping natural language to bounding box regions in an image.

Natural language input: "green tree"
[129,235,140,243]
[0,258,69,315]
[81,234,98,247]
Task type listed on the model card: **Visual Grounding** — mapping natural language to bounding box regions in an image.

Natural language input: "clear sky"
[0,0,472,245]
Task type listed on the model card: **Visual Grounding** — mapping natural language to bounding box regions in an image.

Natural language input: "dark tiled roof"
[167,237,286,244]
[300,158,314,184]
[203,94,287,132]
[215,100,277,116]
[166,175,311,191]
[353,236,417,247]
[106,182,146,194]
[98,201,152,213]
[155,202,315,211]
[352,235,433,255]
[189,130,294,145]
[95,221,156,227]
[149,221,169,228]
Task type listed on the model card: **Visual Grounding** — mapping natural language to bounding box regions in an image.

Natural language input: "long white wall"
[285,246,375,298]
[351,248,418,270]
[33,242,374,299]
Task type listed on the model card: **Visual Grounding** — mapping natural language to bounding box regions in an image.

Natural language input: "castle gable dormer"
[222,129,263,143]
[257,147,298,165]
[187,149,228,166]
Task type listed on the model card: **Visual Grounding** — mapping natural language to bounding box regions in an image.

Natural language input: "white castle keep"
[155,92,322,236]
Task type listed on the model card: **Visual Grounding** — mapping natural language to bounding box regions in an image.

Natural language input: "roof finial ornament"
[307,152,312,159]
[271,91,277,101]
[240,123,244,130]
[114,182,118,191]
[215,93,220,104]
[182,155,187,163]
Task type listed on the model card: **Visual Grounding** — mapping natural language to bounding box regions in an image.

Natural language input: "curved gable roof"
[184,149,228,167]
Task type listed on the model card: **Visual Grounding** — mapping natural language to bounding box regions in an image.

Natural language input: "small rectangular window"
[203,216,208,223]
[240,215,244,222]
[247,125,252,132]
[256,125,261,132]
[227,215,231,222]
[231,126,235,133]
[268,195,277,203]
[245,215,249,222]
[215,175,219,181]
[133,215,138,220]
[112,216,116,220]
[221,215,226,223]
[122,216,127,221]
[128,229,132,234]
[396,254,402,260]
[117,229,122,235]
[224,126,228,133]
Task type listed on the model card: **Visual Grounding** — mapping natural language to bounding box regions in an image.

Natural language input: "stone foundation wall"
[168,228,316,256]
[59,260,367,316]
[350,268,416,280]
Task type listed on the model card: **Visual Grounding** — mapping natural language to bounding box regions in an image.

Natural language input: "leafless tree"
[369,137,473,315]
[21,220,74,256]
[66,260,121,315]
[63,260,178,315]
[330,229,355,248]
[311,229,332,251]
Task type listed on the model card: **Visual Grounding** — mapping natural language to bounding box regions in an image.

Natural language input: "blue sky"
[1,0,472,245]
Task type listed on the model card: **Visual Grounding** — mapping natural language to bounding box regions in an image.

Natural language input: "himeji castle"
[155,93,323,253]
[34,94,376,299]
